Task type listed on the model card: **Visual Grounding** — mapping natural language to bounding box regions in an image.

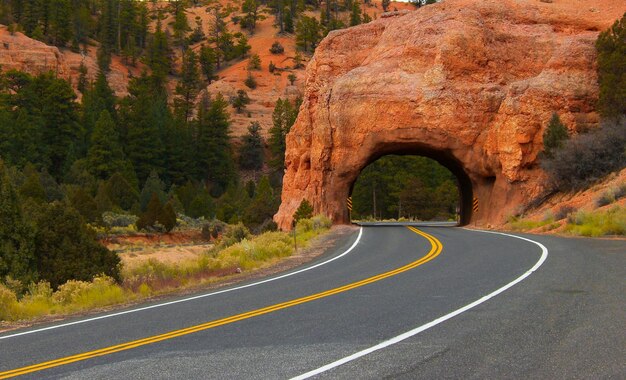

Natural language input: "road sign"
[473,197,479,213]
[347,197,353,211]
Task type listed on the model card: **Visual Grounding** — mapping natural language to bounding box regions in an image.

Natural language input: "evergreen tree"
[48,0,73,46]
[244,176,277,228]
[293,199,313,222]
[81,72,117,149]
[231,89,251,113]
[0,161,37,287]
[33,201,121,288]
[239,122,264,170]
[196,94,236,196]
[172,4,190,49]
[136,192,162,230]
[241,0,260,34]
[542,113,569,159]
[19,165,46,203]
[596,13,626,118]
[122,73,167,183]
[174,49,201,123]
[350,0,362,26]
[105,172,139,211]
[199,44,218,83]
[86,110,133,181]
[295,15,321,52]
[269,98,298,170]
[157,201,177,232]
[68,186,100,223]
[147,17,172,80]
[139,170,167,211]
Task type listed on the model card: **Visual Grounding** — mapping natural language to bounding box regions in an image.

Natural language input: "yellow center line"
[0,227,443,379]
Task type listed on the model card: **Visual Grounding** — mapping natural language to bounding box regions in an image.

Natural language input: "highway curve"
[1,226,624,379]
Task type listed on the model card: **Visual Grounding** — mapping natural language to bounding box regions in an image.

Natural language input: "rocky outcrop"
[275,0,624,229]
[0,26,132,97]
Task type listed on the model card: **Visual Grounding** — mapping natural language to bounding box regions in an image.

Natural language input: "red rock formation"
[0,26,134,97]
[275,0,625,229]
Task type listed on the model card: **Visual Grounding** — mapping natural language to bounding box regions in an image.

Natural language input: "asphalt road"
[1,225,624,379]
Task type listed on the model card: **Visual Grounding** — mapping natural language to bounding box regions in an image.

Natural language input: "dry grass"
[1,216,332,323]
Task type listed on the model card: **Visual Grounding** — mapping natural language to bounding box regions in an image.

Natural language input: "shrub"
[542,119,626,191]
[554,205,576,220]
[201,219,227,240]
[270,41,284,54]
[565,206,626,236]
[222,223,251,244]
[102,212,138,228]
[288,73,296,85]
[596,191,616,207]
[0,283,18,320]
[269,62,276,73]
[248,54,261,70]
[245,73,257,89]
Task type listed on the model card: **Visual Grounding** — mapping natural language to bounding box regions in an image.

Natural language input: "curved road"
[1,226,624,379]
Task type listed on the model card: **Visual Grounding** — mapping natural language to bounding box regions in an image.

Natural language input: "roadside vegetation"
[0,215,331,323]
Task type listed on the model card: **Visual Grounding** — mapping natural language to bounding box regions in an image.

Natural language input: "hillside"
[0,0,414,136]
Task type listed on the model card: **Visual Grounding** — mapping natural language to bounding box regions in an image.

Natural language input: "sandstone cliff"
[275,0,625,229]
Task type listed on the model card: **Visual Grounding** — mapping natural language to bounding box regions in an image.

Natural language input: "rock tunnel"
[274,0,612,230]
[348,146,475,226]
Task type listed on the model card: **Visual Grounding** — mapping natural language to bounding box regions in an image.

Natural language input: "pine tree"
[0,161,37,287]
[199,44,218,83]
[19,165,46,203]
[269,98,298,170]
[293,199,313,222]
[244,176,277,228]
[105,172,139,211]
[86,110,133,180]
[239,122,264,170]
[196,94,236,196]
[147,17,172,80]
[295,15,321,52]
[350,0,362,26]
[123,73,167,183]
[173,4,190,49]
[231,89,251,113]
[174,49,201,123]
[157,201,177,232]
[137,192,162,230]
[139,170,167,211]
[241,0,260,34]
[543,113,569,159]
[596,13,626,118]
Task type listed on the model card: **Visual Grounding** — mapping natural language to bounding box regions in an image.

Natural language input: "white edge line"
[291,228,548,380]
[0,227,364,341]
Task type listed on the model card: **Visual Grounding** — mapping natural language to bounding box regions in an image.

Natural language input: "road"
[1,225,625,379]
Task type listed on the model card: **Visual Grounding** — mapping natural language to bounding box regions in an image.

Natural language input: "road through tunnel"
[347,148,474,226]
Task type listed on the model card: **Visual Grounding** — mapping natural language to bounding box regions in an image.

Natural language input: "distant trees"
[351,156,459,220]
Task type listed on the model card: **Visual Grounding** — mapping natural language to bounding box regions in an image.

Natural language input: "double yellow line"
[0,227,443,379]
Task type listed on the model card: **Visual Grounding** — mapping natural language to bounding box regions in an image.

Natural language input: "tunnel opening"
[348,149,474,226]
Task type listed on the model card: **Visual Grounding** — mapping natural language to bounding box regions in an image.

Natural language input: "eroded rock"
[275,0,624,229]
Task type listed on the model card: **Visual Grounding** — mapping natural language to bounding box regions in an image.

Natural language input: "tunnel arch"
[347,145,474,226]
[273,0,603,230]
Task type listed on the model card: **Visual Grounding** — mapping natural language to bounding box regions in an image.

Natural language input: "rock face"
[0,26,133,97]
[275,0,624,229]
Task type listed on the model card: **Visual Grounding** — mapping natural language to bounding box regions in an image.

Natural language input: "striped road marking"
[0,227,442,379]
